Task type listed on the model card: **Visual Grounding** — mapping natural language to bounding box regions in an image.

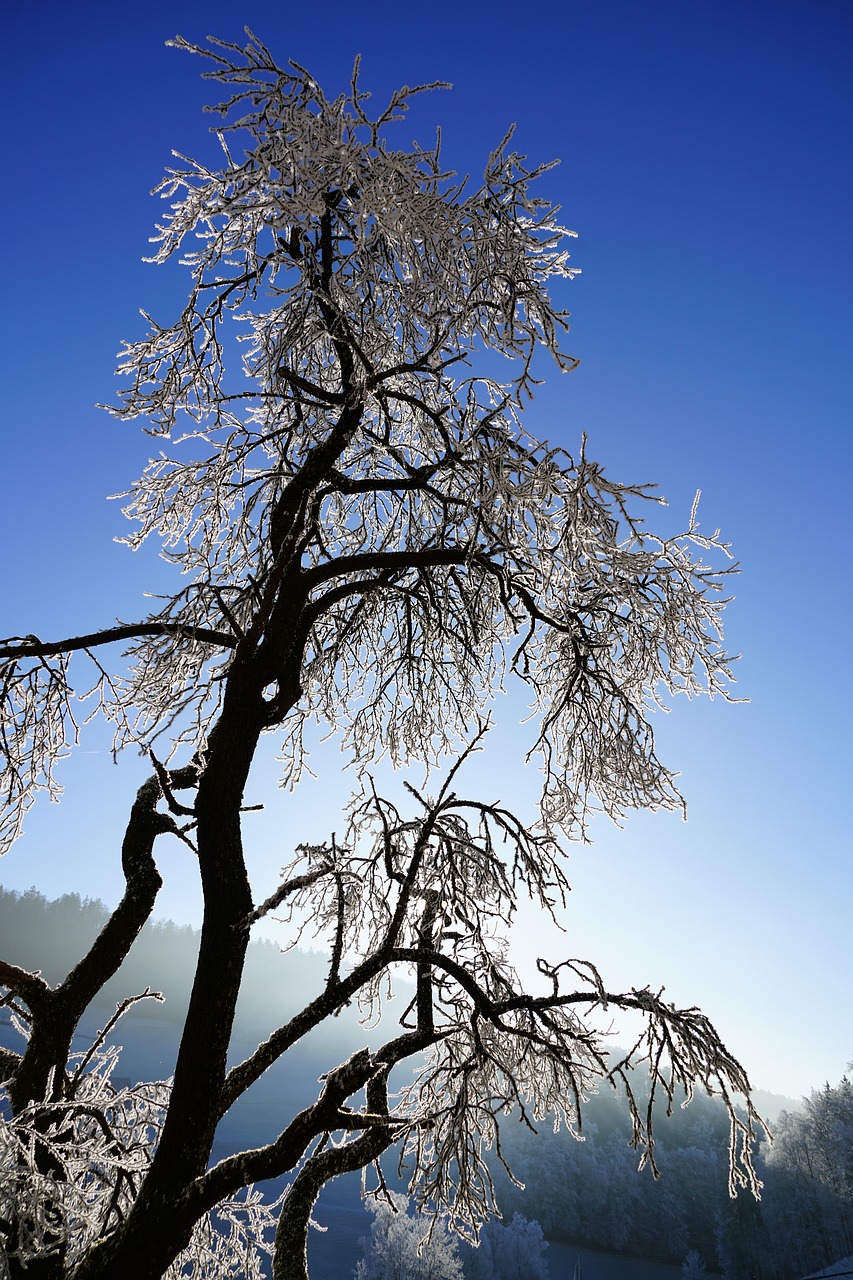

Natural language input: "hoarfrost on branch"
[0,31,760,1280]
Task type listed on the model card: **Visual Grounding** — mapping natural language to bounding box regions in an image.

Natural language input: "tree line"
[491,1065,853,1277]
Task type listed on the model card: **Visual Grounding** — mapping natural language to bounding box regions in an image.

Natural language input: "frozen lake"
[546,1240,696,1279]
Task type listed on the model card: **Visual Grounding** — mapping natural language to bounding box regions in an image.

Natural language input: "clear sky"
[1,0,850,1103]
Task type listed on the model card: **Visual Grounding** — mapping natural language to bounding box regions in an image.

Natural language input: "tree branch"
[0,624,236,662]
[0,961,51,1010]
[301,546,475,594]
[191,1049,382,1212]
[8,767,197,1115]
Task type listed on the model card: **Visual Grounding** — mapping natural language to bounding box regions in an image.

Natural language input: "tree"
[355,1191,463,1280]
[0,30,763,1280]
[681,1250,708,1279]
[471,1213,549,1280]
[753,1072,853,1276]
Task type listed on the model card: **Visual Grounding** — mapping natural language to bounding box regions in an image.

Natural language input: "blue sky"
[1,0,850,1101]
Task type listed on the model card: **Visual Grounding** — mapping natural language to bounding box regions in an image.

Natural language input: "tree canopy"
[0,31,761,1280]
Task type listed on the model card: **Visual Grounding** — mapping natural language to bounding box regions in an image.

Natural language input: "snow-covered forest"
[2,888,850,1278]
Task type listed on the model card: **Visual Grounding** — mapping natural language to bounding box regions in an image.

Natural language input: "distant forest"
[2,887,851,1278]
[0,885,334,1034]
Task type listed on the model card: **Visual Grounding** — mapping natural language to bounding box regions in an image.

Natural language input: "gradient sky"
[1,0,850,1103]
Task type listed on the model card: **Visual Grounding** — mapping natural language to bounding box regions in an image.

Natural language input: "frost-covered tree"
[755,1072,853,1276]
[1,30,763,1280]
[355,1192,463,1280]
[470,1213,549,1280]
[712,1068,853,1279]
[0,997,281,1280]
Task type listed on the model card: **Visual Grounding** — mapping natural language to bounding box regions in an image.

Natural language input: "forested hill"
[0,886,361,1049]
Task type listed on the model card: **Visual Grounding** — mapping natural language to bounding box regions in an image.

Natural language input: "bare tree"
[0,31,763,1280]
